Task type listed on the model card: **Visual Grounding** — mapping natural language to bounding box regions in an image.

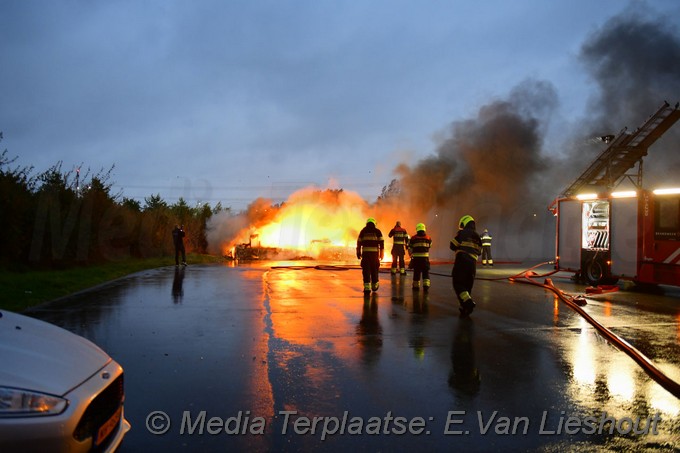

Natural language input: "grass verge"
[0,254,224,313]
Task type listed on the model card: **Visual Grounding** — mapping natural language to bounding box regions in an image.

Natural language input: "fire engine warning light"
[653,188,680,195]
[575,187,680,200]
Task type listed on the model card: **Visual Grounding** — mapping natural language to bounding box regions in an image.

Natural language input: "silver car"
[0,310,130,452]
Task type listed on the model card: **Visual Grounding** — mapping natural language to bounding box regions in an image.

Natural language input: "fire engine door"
[610,197,638,278]
[557,200,581,270]
[651,195,680,264]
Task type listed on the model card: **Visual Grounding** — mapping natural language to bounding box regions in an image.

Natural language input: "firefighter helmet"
[459,215,474,229]
[366,217,376,225]
[416,223,426,232]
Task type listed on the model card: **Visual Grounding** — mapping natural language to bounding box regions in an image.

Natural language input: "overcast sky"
[2,0,679,211]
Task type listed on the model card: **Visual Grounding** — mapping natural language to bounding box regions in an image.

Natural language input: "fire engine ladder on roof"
[559,101,680,199]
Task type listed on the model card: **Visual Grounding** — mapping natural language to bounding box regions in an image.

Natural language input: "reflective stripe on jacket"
[389,227,409,245]
[357,225,385,253]
[450,227,482,261]
[409,232,432,258]
[481,232,492,247]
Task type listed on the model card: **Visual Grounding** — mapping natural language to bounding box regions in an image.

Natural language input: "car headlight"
[0,386,68,417]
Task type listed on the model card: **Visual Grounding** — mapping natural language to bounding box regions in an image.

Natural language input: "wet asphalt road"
[26,262,680,452]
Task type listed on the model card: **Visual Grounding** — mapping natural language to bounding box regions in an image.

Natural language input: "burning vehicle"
[229,234,278,261]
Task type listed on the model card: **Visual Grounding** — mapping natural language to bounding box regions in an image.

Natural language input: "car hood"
[0,310,111,396]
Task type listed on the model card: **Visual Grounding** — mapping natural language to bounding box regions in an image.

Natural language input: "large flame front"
[256,190,365,250]
[220,187,384,260]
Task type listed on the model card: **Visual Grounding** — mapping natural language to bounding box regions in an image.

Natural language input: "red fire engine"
[551,102,680,286]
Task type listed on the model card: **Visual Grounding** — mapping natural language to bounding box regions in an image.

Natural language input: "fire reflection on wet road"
[26,262,680,452]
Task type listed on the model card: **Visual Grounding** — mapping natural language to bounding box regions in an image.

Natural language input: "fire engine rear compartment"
[551,101,680,287]
[556,192,680,286]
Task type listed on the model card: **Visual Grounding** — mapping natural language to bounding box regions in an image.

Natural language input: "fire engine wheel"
[585,259,605,286]
[584,258,618,286]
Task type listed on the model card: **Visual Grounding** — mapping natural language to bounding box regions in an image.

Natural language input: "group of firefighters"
[356,216,493,317]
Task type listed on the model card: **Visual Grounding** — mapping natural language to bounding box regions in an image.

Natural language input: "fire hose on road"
[269,261,680,398]
[507,267,680,399]
[434,261,680,399]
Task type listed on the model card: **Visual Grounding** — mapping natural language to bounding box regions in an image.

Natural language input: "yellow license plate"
[96,406,122,446]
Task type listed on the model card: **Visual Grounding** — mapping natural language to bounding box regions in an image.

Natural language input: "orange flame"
[257,190,365,250]
[224,188,366,259]
[218,186,419,261]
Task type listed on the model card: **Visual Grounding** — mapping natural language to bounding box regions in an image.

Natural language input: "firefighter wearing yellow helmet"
[408,222,432,291]
[356,217,385,294]
[450,215,482,316]
[481,228,493,266]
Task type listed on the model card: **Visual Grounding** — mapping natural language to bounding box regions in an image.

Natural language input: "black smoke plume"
[576,5,680,186]
[389,5,680,261]
[388,80,559,261]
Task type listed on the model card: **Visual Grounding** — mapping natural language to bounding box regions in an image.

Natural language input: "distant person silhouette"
[172,224,187,266]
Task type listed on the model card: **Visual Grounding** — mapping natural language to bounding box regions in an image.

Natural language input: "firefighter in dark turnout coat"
[388,221,409,275]
[408,223,432,291]
[356,218,385,293]
[450,215,482,316]
[481,228,493,266]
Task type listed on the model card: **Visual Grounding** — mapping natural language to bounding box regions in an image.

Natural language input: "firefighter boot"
[412,280,420,291]
[363,282,371,294]
[465,299,476,315]
[391,267,397,275]
[399,268,406,275]
[423,279,431,292]
[459,301,475,317]
[458,291,475,317]
[372,282,380,292]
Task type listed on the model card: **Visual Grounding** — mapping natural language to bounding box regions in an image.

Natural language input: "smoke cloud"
[575,5,680,186]
[383,80,558,260]
[206,197,274,255]
[386,6,680,261]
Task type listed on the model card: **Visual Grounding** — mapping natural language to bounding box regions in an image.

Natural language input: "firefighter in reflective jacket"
[388,221,410,275]
[408,223,432,291]
[356,218,385,293]
[481,228,493,266]
[450,215,482,316]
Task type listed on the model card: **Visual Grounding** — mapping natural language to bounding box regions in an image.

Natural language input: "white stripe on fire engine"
[663,247,680,264]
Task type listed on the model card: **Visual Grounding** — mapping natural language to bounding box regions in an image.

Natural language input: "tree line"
[0,143,227,270]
